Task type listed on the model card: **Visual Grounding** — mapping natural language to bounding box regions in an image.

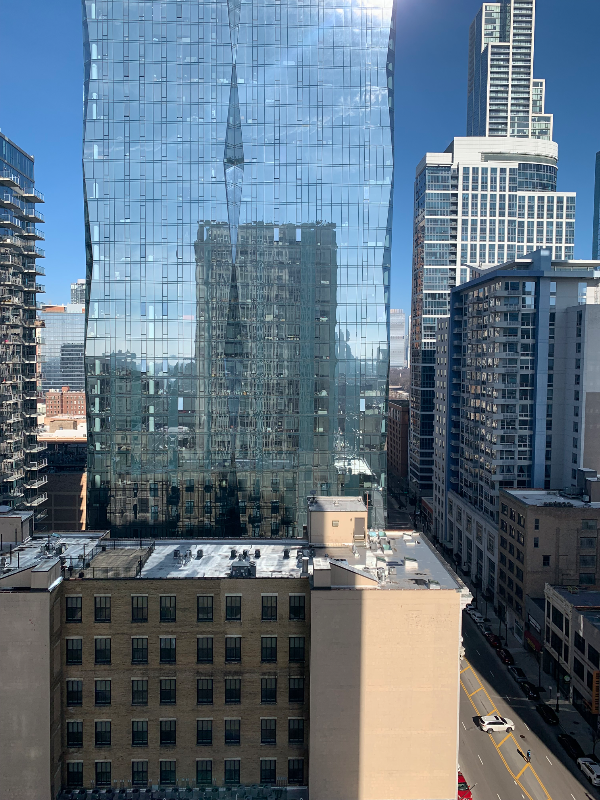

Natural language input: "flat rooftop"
[550,587,600,633]
[503,489,600,509]
[307,496,367,513]
[0,532,108,585]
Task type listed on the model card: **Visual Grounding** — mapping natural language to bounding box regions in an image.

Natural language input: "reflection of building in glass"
[39,305,85,392]
[83,0,392,537]
[390,309,406,368]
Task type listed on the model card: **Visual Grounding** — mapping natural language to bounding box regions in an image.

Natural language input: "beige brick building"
[0,501,469,800]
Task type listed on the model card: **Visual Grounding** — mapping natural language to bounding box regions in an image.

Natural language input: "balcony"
[24,442,46,454]
[21,227,45,241]
[23,492,47,507]
[27,459,47,470]
[0,169,22,190]
[23,475,47,490]
[19,187,44,204]
[21,207,44,223]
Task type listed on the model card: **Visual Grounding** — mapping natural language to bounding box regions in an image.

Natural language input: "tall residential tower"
[409,0,574,497]
[0,133,48,518]
[82,0,393,537]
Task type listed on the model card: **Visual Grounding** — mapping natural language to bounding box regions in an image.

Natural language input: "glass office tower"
[82,0,393,536]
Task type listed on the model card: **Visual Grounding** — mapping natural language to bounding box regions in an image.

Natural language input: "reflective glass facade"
[39,307,86,391]
[82,0,393,536]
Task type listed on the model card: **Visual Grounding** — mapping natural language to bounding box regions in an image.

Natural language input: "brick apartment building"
[45,387,86,417]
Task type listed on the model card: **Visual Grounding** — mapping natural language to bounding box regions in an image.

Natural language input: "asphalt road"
[459,613,600,800]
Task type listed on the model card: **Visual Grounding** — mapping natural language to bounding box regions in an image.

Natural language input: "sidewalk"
[421,531,598,755]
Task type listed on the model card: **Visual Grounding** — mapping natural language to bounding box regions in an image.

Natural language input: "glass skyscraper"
[82,0,393,536]
[39,305,86,392]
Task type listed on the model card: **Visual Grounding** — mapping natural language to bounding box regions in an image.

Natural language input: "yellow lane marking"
[469,686,483,697]
[516,764,529,780]
[461,665,471,674]
[460,658,552,800]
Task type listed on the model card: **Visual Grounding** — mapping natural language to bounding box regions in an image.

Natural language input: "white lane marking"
[571,795,576,800]
[462,721,467,730]
[524,723,530,730]
[546,755,552,765]
[476,649,481,655]
[478,755,484,765]
[490,670,495,676]
[497,794,502,800]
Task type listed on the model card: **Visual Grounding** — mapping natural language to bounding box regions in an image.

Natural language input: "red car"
[484,632,502,649]
[496,647,515,665]
[458,770,473,799]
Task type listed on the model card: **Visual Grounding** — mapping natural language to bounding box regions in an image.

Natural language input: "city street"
[459,614,600,800]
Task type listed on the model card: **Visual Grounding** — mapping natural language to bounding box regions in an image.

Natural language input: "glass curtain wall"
[82,0,393,537]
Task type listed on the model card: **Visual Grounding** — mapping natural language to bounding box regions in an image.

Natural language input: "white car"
[478,714,515,733]
[577,757,600,786]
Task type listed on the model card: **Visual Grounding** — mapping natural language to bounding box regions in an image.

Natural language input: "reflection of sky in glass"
[83,0,393,536]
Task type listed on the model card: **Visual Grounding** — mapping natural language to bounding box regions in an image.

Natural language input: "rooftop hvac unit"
[231,548,237,559]
[283,548,290,559]
[254,548,261,558]
[196,549,203,559]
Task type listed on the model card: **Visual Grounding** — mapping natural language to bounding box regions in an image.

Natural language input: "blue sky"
[1,0,598,312]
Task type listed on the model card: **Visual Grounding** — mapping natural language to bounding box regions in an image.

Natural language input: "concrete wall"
[0,590,53,800]
[308,510,367,546]
[309,588,461,800]
[42,471,87,531]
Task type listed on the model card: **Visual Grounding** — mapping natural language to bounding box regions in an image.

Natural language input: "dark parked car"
[496,648,515,666]
[536,704,559,725]
[557,733,585,761]
[520,681,541,701]
[484,632,503,649]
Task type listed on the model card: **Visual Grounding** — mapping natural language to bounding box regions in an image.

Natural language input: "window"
[95,761,111,786]
[197,637,213,663]
[197,760,212,785]
[95,721,111,747]
[160,596,176,622]
[288,718,305,744]
[132,761,148,787]
[225,678,241,704]
[197,719,213,746]
[261,759,276,785]
[160,637,176,663]
[160,679,176,704]
[580,573,596,585]
[224,759,240,785]
[581,538,597,549]
[574,631,586,654]
[132,637,148,664]
[289,677,304,704]
[289,595,305,621]
[533,537,539,548]
[580,555,597,569]
[132,720,148,747]
[225,636,241,662]
[160,760,176,785]
[225,719,241,745]
[95,680,111,705]
[67,721,83,748]
[94,596,111,623]
[589,671,595,690]
[95,637,111,665]
[132,680,148,706]
[160,719,177,747]
[226,595,242,621]
[67,680,83,706]
[288,758,304,785]
[261,718,276,745]
[542,555,551,567]
[551,606,563,630]
[197,678,213,705]
[574,657,585,680]
[66,638,83,665]
[289,637,305,662]
[132,595,148,623]
[66,762,83,788]
[261,636,277,663]
[534,518,539,530]
[582,520,598,530]
[261,677,277,704]
[589,644,600,670]
[197,595,213,621]
[262,595,277,621]
[66,596,82,623]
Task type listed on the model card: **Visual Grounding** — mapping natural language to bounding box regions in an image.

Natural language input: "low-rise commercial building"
[545,585,600,726]
[0,499,469,800]
[500,488,600,641]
